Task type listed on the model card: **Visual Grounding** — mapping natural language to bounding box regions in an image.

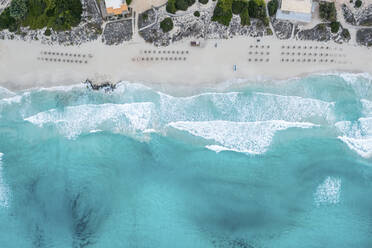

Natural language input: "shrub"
[232,0,247,15]
[355,0,362,7]
[44,28,51,36]
[194,10,200,17]
[319,1,337,22]
[126,0,132,5]
[240,7,250,25]
[263,16,269,26]
[267,0,278,16]
[9,0,27,20]
[318,23,327,31]
[143,13,148,20]
[199,0,209,3]
[266,27,273,35]
[330,21,340,33]
[341,28,350,39]
[212,0,233,26]
[160,17,174,32]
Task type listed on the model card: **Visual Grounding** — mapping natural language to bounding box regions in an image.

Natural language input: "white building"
[104,0,129,16]
[276,0,314,23]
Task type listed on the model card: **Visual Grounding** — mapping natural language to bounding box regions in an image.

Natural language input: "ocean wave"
[0,153,9,208]
[25,103,156,139]
[335,117,372,158]
[168,120,317,154]
[314,176,341,207]
[0,87,16,100]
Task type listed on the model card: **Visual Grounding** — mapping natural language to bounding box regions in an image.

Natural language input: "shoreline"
[1,36,372,94]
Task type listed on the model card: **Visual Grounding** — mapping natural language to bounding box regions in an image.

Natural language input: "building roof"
[276,9,312,22]
[105,0,128,15]
[105,0,124,9]
[280,0,312,14]
[106,4,128,15]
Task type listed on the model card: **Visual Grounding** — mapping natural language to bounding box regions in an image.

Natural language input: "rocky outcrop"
[140,3,272,46]
[84,79,116,92]
[342,4,357,25]
[103,20,133,45]
[138,9,157,30]
[342,4,372,26]
[271,18,293,39]
[296,23,350,44]
[357,28,372,46]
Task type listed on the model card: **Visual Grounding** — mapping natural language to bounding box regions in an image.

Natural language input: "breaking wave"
[25,103,156,139]
[336,118,372,158]
[168,120,316,154]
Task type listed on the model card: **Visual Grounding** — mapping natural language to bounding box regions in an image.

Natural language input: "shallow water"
[0,73,372,247]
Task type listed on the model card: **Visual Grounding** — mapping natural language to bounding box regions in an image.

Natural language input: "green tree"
[319,1,337,22]
[232,0,247,15]
[330,21,340,33]
[240,7,250,25]
[194,10,200,17]
[267,0,278,16]
[160,17,174,32]
[248,0,266,19]
[175,0,188,11]
[166,0,177,13]
[186,0,196,6]
[212,0,233,26]
[0,8,17,30]
[355,0,362,7]
[9,0,27,20]
[199,0,209,4]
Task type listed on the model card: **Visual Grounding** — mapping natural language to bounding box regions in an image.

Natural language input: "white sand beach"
[0,36,371,92]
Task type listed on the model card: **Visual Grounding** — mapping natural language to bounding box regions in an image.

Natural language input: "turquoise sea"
[0,73,372,248]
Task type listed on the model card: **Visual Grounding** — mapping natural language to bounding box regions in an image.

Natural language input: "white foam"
[36,84,85,92]
[0,95,22,105]
[314,176,341,206]
[0,153,9,208]
[25,103,155,139]
[338,136,372,158]
[335,117,372,158]
[0,86,16,100]
[168,120,316,154]
[159,91,334,125]
[251,92,335,123]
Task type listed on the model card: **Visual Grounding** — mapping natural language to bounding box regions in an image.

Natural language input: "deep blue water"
[0,73,372,248]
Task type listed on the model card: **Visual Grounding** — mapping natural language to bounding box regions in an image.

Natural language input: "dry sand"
[131,0,167,13]
[0,37,371,92]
